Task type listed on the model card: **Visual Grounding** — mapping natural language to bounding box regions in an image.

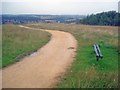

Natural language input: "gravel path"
[2,26,77,88]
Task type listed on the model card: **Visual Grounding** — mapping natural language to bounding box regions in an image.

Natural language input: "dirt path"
[2,26,77,88]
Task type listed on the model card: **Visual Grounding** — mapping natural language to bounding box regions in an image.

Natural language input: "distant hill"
[79,11,119,26]
[2,15,85,24]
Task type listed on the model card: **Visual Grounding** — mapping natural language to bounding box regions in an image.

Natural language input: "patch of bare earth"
[2,26,77,88]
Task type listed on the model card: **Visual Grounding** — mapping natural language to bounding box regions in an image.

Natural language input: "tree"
[79,11,119,26]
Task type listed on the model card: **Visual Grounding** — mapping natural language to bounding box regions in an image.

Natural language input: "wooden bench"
[93,44,103,61]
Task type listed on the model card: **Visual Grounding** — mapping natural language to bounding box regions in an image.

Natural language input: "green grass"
[2,24,51,67]
[26,23,118,88]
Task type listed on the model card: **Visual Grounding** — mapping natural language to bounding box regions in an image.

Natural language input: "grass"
[0,25,2,68]
[26,23,118,88]
[2,24,51,67]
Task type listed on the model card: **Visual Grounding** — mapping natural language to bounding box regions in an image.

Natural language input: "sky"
[1,0,119,15]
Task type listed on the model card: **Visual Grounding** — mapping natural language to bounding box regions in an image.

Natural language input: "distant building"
[44,20,57,23]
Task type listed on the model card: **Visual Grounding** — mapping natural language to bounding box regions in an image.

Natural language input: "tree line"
[79,11,119,26]
[2,15,85,24]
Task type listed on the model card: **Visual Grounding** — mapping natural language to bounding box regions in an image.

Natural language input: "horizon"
[1,10,118,16]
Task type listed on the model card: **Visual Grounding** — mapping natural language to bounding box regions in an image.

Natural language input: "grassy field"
[26,23,118,88]
[0,25,2,68]
[2,24,51,67]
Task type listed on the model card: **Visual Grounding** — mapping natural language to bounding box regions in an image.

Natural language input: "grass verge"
[2,24,51,67]
[26,23,118,88]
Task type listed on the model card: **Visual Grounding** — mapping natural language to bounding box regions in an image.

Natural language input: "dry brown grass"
[0,25,2,68]
[2,24,51,67]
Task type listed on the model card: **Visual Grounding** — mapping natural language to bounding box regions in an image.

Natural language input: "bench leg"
[97,57,99,61]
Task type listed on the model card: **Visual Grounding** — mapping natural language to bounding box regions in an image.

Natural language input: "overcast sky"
[1,0,119,15]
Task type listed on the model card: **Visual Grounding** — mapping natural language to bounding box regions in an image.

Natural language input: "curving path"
[2,25,77,88]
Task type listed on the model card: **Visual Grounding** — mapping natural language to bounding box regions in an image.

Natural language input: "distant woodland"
[79,11,119,26]
[2,11,119,26]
